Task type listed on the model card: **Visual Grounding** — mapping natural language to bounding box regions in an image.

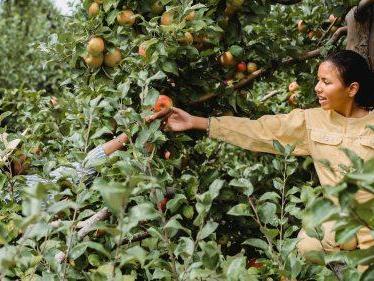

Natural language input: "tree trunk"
[345,3,374,71]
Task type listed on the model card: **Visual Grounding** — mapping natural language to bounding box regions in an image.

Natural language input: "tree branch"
[188,26,347,105]
[76,207,110,239]
[121,231,150,244]
[260,90,280,102]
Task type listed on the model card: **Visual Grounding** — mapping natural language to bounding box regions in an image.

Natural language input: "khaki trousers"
[297,221,373,272]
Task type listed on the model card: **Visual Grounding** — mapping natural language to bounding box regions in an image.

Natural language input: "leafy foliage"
[0,0,67,91]
[1,0,373,280]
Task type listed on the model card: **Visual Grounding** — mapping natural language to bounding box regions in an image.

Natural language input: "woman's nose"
[314,81,322,93]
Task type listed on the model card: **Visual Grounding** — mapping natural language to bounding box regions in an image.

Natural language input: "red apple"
[236,62,247,72]
[153,95,173,112]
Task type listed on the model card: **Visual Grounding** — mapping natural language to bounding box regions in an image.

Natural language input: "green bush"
[1,0,373,280]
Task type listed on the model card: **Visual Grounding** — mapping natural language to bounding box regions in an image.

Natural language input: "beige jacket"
[209,108,374,248]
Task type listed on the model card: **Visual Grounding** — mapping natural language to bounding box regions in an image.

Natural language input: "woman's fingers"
[145,107,173,123]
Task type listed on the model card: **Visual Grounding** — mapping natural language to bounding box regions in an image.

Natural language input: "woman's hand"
[146,107,209,132]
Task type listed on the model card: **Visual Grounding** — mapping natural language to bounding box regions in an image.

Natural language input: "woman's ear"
[348,82,359,98]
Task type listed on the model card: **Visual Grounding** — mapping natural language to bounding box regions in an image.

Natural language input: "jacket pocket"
[310,130,343,146]
[360,136,374,149]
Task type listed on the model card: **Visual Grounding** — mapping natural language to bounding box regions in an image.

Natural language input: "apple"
[11,152,29,175]
[153,95,173,112]
[182,205,194,219]
[164,150,171,160]
[161,11,173,26]
[218,51,235,67]
[178,32,194,45]
[248,258,263,269]
[151,1,164,15]
[88,2,100,18]
[87,37,105,56]
[314,29,323,39]
[288,81,299,92]
[185,10,196,21]
[307,31,315,39]
[236,62,247,72]
[247,62,258,73]
[117,9,136,26]
[138,43,148,58]
[157,197,169,212]
[288,92,299,106]
[104,48,122,67]
[84,54,104,68]
[328,14,337,23]
[297,20,306,33]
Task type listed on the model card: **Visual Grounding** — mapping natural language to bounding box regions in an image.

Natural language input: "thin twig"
[260,90,280,102]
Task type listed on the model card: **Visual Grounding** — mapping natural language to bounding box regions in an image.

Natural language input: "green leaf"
[229,178,253,196]
[90,126,113,139]
[335,223,362,244]
[273,140,285,154]
[94,179,131,215]
[224,255,256,281]
[146,70,167,82]
[198,221,218,240]
[70,243,88,260]
[227,203,252,217]
[346,247,374,266]
[164,216,191,237]
[143,88,159,107]
[161,61,178,75]
[88,254,101,267]
[129,203,160,222]
[166,194,187,213]
[243,238,268,251]
[303,199,338,229]
[258,202,277,225]
[85,241,111,258]
[356,199,374,227]
[121,246,147,267]
[259,192,280,203]
[228,45,243,57]
[47,200,78,214]
[174,237,194,259]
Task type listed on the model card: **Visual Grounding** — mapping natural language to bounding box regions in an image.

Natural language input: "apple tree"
[0,0,373,280]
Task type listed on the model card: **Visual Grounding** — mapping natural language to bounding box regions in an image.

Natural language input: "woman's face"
[314,61,355,112]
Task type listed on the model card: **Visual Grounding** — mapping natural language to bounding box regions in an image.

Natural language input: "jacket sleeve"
[208,109,310,156]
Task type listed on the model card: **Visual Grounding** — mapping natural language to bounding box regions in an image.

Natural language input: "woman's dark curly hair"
[324,50,374,110]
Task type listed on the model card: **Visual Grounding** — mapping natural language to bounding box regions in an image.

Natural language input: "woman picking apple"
[146,50,374,262]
